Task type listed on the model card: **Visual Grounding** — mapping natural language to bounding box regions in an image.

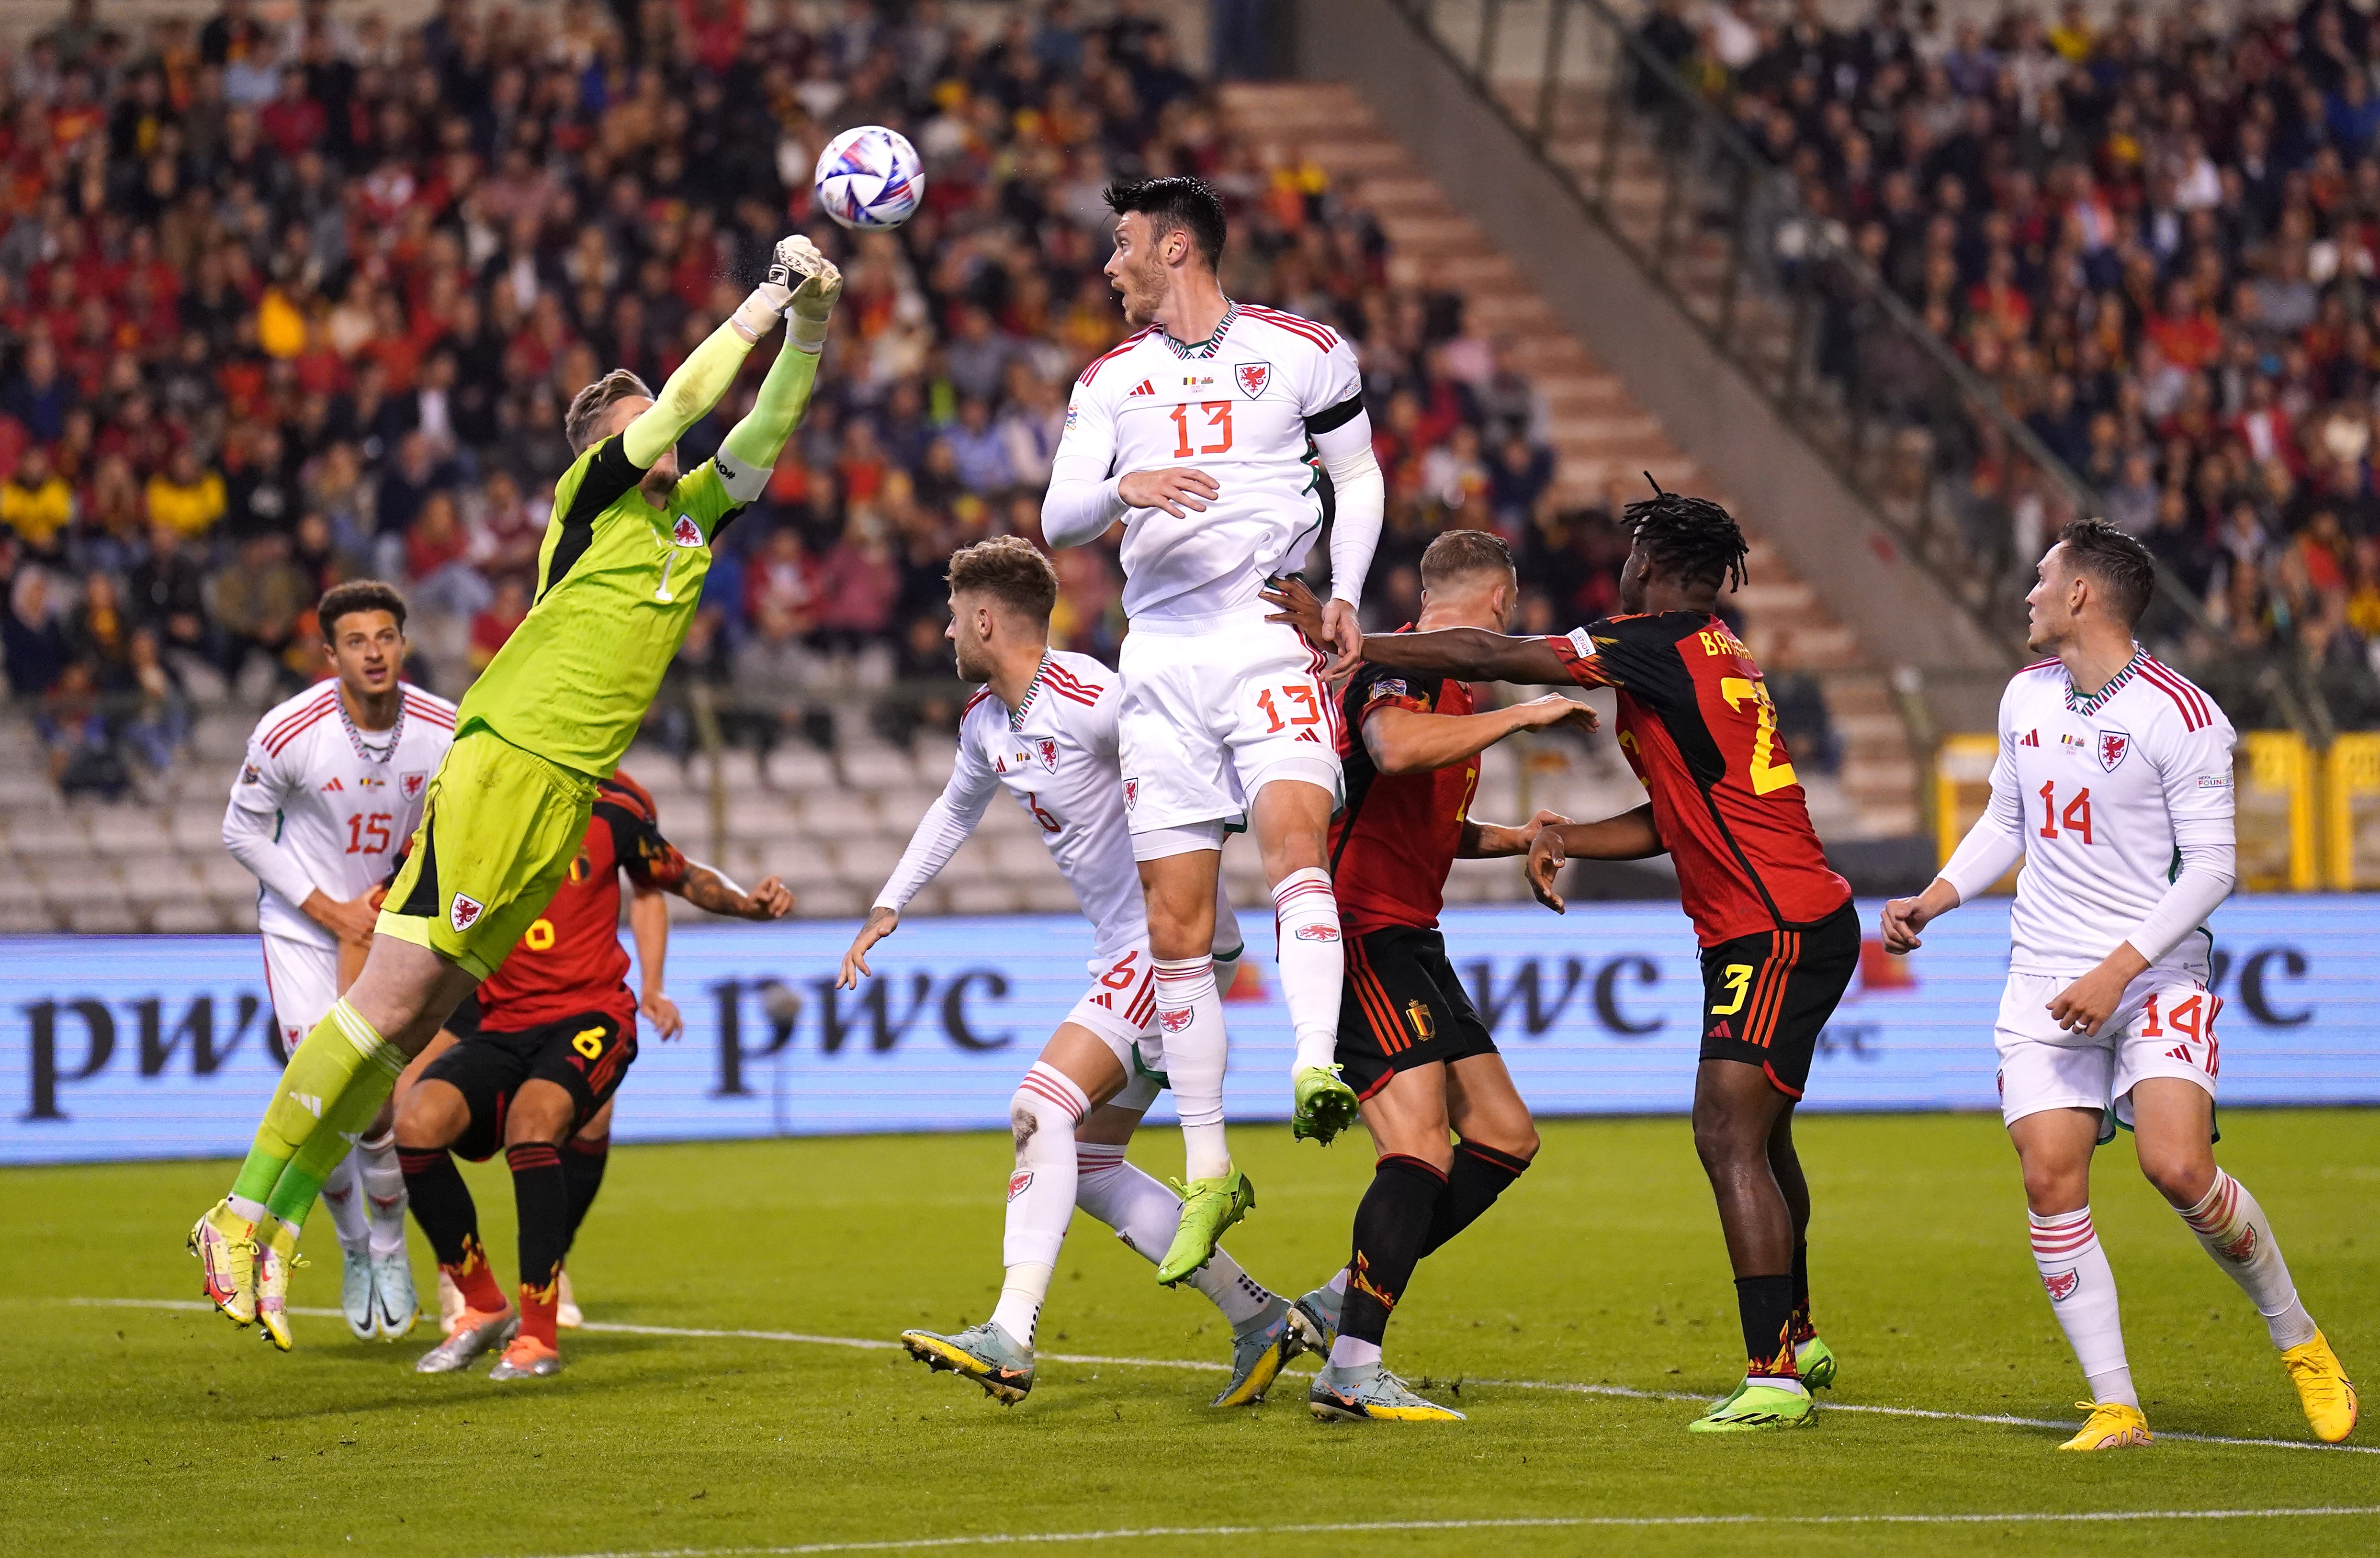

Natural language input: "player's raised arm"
[620,236,839,472]
[711,240,842,500]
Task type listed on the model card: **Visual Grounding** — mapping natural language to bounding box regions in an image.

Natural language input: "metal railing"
[1391,0,2337,742]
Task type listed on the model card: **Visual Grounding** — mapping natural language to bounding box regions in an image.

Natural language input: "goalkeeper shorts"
[377,724,597,982]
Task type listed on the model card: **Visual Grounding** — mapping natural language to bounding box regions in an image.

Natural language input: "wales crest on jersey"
[2098,729,2130,772]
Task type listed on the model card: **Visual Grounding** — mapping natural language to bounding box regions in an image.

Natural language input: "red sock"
[444,1233,507,1315]
[518,1280,559,1350]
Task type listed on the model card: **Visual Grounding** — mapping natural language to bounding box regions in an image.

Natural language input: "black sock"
[562,1135,609,1254]
[1339,1154,1447,1348]
[1735,1274,1798,1378]
[1419,1140,1530,1258]
[506,1142,570,1296]
[1790,1238,1812,1340]
[398,1145,476,1268]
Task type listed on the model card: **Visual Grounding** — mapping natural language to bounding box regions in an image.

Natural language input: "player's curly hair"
[1622,487,1750,594]
[947,536,1060,623]
[317,580,407,639]
[2057,517,2155,627]
[1105,175,1227,269]
[565,368,654,454]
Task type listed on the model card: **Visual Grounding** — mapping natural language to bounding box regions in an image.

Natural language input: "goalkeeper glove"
[772,235,844,353]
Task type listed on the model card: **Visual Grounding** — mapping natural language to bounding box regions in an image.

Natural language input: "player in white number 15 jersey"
[841,540,1318,1408]
[221,582,456,1346]
[1044,178,1386,1286]
[1883,522,2355,1449]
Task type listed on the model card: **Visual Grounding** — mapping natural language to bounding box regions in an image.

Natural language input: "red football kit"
[1545,612,1850,946]
[474,771,690,1033]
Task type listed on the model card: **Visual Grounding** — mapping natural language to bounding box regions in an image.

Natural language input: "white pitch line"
[513,1507,2380,1558]
[76,1297,2372,1456]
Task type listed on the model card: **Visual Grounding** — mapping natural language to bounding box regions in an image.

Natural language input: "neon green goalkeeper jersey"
[456,434,741,775]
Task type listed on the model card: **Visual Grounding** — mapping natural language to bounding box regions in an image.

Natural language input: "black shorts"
[1337,925,1499,1100]
[1698,901,1860,1098]
[419,1008,637,1162]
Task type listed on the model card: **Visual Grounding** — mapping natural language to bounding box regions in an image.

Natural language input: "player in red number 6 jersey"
[1275,489,1857,1434]
[1882,520,2356,1450]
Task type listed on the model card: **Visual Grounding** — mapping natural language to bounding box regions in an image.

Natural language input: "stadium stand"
[0,0,1898,931]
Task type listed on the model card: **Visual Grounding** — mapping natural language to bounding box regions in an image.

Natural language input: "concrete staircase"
[1220,80,1920,838]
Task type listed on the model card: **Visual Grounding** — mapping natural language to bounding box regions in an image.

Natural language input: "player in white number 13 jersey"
[221,582,455,1346]
[842,540,1318,1409]
[1883,522,2356,1449]
[1044,178,1387,1286]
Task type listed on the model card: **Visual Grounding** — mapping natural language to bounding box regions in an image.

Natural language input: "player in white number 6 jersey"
[1882,521,2356,1450]
[1043,177,1386,1286]
[220,581,456,1347]
[844,539,1318,1408]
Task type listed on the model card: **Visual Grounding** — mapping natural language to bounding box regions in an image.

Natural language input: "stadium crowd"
[1638,0,2380,721]
[0,0,1581,798]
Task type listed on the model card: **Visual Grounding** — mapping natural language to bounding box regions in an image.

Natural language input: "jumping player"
[1299,490,1854,1432]
[397,769,792,1379]
[851,538,1314,1408]
[1881,520,2357,1449]
[1265,532,1586,1423]
[1043,176,1386,1286]
[221,581,454,1346]
[190,234,842,1347]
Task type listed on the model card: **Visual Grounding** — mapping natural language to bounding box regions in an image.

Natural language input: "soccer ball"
[813,125,924,231]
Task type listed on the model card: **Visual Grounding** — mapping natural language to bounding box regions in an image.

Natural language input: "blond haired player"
[190,235,843,1348]
[1884,519,2356,1449]
[849,538,1316,1407]
[1042,175,1385,1286]
[222,581,454,1343]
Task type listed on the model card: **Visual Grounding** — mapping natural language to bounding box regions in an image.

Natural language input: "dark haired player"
[191,234,840,1350]
[1271,532,1590,1422]
[1043,175,1386,1286]
[1883,521,2355,1449]
[395,770,792,1379]
[220,581,455,1347]
[1279,490,1853,1432]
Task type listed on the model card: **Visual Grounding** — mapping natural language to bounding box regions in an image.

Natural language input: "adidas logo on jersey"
[1128,379,1154,397]
[320,777,344,791]
[2019,729,2040,747]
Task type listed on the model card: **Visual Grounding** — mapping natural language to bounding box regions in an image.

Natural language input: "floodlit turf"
[3,1110,2373,1558]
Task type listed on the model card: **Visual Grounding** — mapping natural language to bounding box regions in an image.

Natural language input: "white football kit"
[872,650,1237,1101]
[1937,652,2237,1129]
[1043,303,1381,849]
[223,681,457,1046]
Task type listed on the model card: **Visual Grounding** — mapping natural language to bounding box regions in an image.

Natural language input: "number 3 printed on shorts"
[1168,400,1233,458]
[1255,684,1321,734]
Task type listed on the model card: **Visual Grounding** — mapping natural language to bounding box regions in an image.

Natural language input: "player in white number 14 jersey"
[842,539,1317,1408]
[220,582,455,1347]
[1043,177,1387,1286]
[1883,521,2356,1449]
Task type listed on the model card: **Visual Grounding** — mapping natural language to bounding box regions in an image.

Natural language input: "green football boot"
[899,1320,1034,1404]
[1309,1361,1466,1422]
[1291,1065,1361,1144]
[1687,1379,1816,1432]
[1210,1294,1319,1408]
[1794,1334,1837,1390]
[1156,1168,1255,1286]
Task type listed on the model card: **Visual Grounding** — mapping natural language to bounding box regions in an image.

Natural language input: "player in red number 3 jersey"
[1883,520,2355,1450]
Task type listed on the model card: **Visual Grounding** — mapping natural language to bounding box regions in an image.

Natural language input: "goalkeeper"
[190,237,844,1350]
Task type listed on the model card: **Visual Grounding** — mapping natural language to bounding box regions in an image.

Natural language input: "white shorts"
[1117,612,1343,847]
[1064,943,1167,1112]
[1994,965,2222,1130]
[260,933,339,1057]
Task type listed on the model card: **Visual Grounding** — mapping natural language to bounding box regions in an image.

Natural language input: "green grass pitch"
[3,1110,2373,1557]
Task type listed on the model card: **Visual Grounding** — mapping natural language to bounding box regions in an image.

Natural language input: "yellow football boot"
[2281,1331,2359,1443]
[187,1200,259,1326]
[254,1222,307,1352]
[2057,1400,2152,1451]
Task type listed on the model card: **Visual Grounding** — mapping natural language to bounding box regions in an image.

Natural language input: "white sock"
[989,1063,1088,1348]
[1152,956,1232,1180]
[2030,1207,2137,1408]
[357,1130,409,1260]
[1270,867,1343,1077]
[2177,1171,2319,1350]
[1327,1267,1349,1295]
[1328,1334,1381,1370]
[319,1145,371,1257]
[1074,1143,1276,1329]
[227,1194,268,1225]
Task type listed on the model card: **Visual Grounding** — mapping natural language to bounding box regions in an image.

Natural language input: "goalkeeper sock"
[235,1000,406,1226]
